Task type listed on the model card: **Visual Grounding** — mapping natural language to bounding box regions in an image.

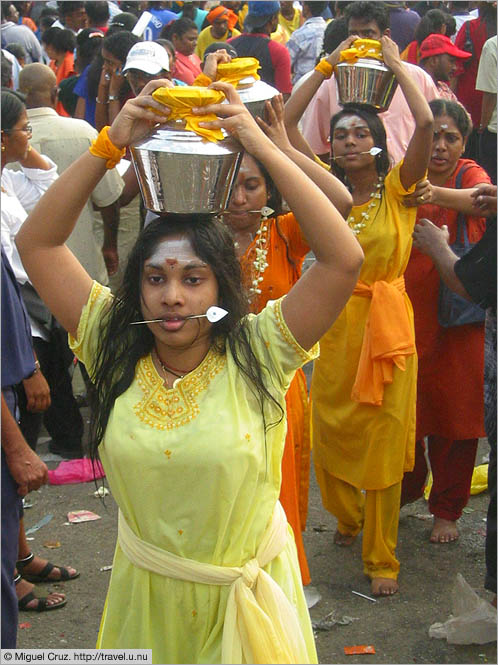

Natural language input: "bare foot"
[371,577,399,596]
[430,517,459,543]
[333,530,356,546]
[16,577,66,610]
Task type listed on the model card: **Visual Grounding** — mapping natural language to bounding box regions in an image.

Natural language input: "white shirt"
[1,157,58,339]
[25,107,124,284]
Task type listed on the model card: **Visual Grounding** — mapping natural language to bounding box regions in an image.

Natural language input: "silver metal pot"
[130,122,243,215]
[236,77,279,119]
[334,58,398,112]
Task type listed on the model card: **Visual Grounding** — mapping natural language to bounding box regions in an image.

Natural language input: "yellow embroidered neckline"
[133,347,226,430]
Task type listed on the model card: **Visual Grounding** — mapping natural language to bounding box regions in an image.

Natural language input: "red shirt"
[228,32,292,94]
[455,17,489,125]
[173,51,202,85]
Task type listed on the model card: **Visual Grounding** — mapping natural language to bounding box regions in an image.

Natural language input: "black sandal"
[15,574,67,612]
[16,552,80,584]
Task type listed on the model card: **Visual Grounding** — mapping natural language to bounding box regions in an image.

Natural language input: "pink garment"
[436,80,458,102]
[301,62,438,163]
[173,50,202,85]
[48,458,105,484]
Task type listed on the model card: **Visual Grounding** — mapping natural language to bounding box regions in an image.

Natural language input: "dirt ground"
[14,391,497,664]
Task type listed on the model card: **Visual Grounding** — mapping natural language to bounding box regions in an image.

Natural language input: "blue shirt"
[287,16,326,84]
[142,8,178,40]
[1,247,35,389]
[74,65,97,128]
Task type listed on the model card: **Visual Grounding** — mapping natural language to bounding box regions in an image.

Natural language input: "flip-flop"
[15,575,67,612]
[17,553,80,583]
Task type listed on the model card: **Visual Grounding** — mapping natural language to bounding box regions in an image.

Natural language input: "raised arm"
[404,180,491,215]
[284,35,358,162]
[197,83,364,350]
[381,36,433,190]
[259,94,352,219]
[15,80,173,339]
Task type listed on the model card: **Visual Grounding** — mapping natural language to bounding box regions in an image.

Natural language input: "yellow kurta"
[70,282,318,664]
[312,163,418,491]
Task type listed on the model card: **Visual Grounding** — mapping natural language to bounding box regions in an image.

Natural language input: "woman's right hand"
[107,79,173,149]
[203,49,232,81]
[195,81,274,159]
[325,34,359,68]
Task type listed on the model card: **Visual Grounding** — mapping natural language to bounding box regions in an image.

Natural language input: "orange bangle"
[314,59,334,79]
[89,126,126,169]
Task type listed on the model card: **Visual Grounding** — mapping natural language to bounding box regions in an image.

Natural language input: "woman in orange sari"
[223,96,352,585]
[41,27,76,117]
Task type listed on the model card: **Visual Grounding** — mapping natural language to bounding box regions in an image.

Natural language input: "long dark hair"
[41,26,76,53]
[87,216,284,460]
[329,104,391,188]
[160,16,197,41]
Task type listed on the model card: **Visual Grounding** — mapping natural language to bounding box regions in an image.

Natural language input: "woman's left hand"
[403,179,433,207]
[381,35,402,71]
[257,94,292,152]
[412,217,449,257]
[107,79,173,149]
[195,81,273,158]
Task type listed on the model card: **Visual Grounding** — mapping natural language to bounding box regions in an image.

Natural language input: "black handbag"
[437,166,486,328]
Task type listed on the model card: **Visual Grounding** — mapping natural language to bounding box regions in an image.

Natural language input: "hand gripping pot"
[130,87,243,215]
[217,58,279,119]
[334,39,398,113]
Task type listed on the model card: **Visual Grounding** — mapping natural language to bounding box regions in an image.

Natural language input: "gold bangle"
[89,126,126,169]
[314,58,334,79]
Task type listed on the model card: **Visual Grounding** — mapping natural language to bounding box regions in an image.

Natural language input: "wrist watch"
[26,359,40,379]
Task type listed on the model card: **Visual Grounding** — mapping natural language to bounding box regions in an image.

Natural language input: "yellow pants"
[315,465,401,580]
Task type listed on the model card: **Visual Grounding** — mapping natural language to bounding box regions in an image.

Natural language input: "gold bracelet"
[314,58,334,79]
[89,126,126,169]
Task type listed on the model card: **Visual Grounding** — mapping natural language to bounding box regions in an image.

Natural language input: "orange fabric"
[240,213,312,584]
[404,159,489,440]
[50,52,76,117]
[351,277,415,406]
[400,40,420,64]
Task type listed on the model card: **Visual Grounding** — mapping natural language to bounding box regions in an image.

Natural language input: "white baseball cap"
[123,41,170,75]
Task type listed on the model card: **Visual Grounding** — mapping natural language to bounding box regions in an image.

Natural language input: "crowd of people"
[1,0,496,662]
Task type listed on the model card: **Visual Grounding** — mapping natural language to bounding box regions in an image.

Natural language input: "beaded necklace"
[347,177,384,236]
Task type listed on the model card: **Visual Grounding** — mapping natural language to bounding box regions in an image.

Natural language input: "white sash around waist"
[117,502,309,664]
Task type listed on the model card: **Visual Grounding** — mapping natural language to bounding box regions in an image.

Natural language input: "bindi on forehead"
[334,116,369,131]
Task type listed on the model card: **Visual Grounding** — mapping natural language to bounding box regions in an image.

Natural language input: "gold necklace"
[347,177,384,236]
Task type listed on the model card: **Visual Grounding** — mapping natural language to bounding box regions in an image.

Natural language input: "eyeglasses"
[5,124,33,136]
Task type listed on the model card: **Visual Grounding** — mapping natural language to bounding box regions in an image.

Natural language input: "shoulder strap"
[454,163,471,246]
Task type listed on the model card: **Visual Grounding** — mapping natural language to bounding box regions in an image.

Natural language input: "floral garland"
[249,221,270,296]
[347,177,384,236]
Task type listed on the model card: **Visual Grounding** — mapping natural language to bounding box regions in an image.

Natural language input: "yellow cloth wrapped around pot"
[339,38,384,64]
[152,86,225,142]
[217,57,261,87]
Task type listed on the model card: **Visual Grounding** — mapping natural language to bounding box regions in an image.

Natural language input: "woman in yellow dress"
[285,34,434,596]
[16,81,362,663]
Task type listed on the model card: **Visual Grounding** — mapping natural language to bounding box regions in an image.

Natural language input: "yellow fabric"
[118,503,309,664]
[192,72,213,87]
[195,25,241,60]
[315,466,401,578]
[278,9,302,35]
[340,38,384,64]
[351,276,415,406]
[314,58,334,79]
[217,58,261,87]
[89,125,126,169]
[312,162,418,491]
[70,282,318,664]
[152,86,225,142]
[271,23,290,45]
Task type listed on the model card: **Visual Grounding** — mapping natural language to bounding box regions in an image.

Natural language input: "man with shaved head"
[17,63,124,458]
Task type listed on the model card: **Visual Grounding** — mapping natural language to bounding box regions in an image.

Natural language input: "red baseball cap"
[419,34,472,60]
